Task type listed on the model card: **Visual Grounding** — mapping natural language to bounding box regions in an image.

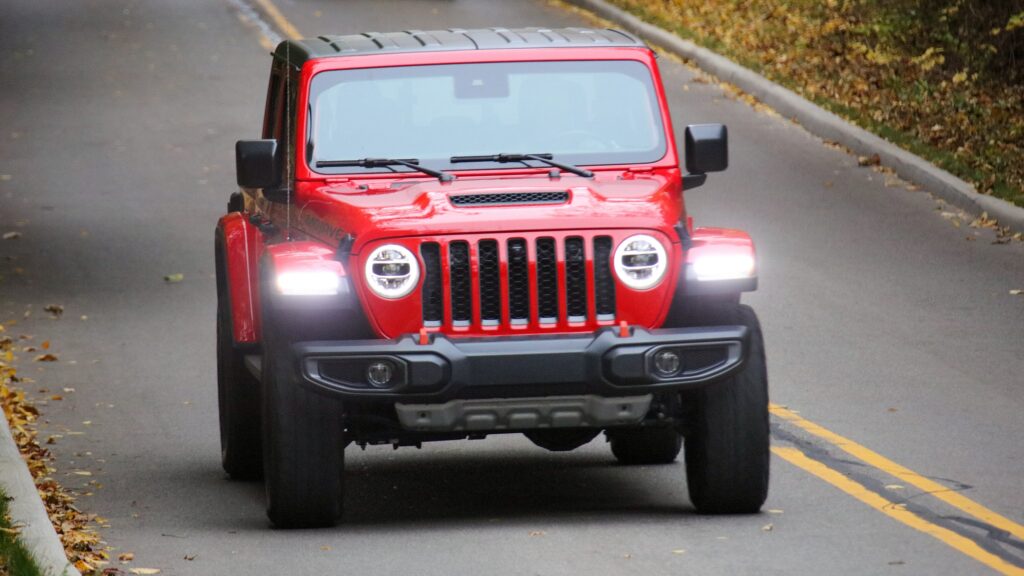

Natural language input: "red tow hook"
[618,321,631,338]
[419,327,430,345]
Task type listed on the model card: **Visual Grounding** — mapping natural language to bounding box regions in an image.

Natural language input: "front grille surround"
[418,233,619,331]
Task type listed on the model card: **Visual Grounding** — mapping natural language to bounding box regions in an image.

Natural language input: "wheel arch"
[216,212,263,345]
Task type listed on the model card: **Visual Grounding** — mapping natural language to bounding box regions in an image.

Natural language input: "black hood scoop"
[449,191,569,207]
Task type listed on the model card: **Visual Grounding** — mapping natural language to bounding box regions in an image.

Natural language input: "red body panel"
[687,227,757,269]
[263,241,347,277]
[223,45,753,343]
[217,212,263,344]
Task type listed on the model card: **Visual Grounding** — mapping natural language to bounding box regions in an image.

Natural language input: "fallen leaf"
[42,340,50,350]
[119,552,135,562]
[528,530,546,537]
[163,273,184,283]
[320,545,331,551]
[34,353,58,362]
[857,154,881,166]
[44,304,64,318]
[767,508,784,514]
[2,231,21,240]
[72,471,92,476]
[672,549,686,555]
[49,395,62,401]
[1010,289,1023,295]
[129,569,161,575]
[885,484,904,490]
[762,523,774,532]
[183,555,196,561]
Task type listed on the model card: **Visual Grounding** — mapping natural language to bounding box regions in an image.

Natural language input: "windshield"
[307,60,666,174]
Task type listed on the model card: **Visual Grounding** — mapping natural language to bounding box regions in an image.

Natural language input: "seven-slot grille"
[420,235,617,328]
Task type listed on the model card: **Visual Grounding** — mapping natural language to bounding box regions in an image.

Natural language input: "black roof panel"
[274,27,646,66]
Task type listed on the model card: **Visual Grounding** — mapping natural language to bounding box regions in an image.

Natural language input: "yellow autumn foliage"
[610,0,1024,207]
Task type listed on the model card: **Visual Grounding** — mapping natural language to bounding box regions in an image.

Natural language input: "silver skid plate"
[395,394,652,432]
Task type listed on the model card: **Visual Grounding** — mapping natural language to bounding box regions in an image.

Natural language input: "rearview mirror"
[236,139,280,189]
[684,124,728,175]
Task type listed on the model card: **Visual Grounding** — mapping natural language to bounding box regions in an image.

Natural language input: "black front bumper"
[293,325,749,401]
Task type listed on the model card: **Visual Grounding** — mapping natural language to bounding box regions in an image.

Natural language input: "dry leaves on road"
[1,324,106,572]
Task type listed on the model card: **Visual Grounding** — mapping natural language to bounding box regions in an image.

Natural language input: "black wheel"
[216,254,262,480]
[681,303,769,514]
[608,427,682,465]
[261,305,345,528]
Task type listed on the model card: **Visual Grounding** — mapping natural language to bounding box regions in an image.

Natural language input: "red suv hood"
[296,169,683,252]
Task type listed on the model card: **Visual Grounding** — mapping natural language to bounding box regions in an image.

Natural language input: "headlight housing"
[613,234,668,290]
[364,244,420,299]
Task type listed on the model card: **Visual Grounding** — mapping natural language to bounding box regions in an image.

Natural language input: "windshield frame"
[294,48,678,181]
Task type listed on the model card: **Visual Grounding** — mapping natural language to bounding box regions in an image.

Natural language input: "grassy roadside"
[0,490,45,576]
[606,0,1024,208]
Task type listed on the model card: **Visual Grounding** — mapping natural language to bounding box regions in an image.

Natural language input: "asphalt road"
[1,0,1023,574]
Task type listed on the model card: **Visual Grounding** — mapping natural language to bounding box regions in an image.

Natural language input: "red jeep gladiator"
[216,27,768,528]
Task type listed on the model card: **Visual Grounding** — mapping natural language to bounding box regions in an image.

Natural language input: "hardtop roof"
[273,27,647,66]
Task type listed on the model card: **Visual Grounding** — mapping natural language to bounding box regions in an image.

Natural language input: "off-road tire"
[261,305,345,528]
[608,427,682,465]
[681,303,769,514]
[216,258,262,480]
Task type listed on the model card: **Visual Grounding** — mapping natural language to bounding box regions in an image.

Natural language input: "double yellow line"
[231,1,1024,572]
[772,404,1024,575]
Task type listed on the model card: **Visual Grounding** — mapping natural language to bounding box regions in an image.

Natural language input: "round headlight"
[614,234,668,290]
[364,244,420,299]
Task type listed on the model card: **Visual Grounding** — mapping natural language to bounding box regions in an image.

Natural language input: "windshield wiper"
[450,153,593,178]
[316,158,455,182]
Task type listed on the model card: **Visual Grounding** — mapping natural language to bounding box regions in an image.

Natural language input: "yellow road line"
[252,0,303,40]
[773,446,1023,575]
[770,403,1024,542]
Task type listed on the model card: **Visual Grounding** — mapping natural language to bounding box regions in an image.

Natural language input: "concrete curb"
[0,413,80,576]
[567,0,1024,233]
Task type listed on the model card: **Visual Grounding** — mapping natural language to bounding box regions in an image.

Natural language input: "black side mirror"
[683,124,728,190]
[236,139,280,189]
